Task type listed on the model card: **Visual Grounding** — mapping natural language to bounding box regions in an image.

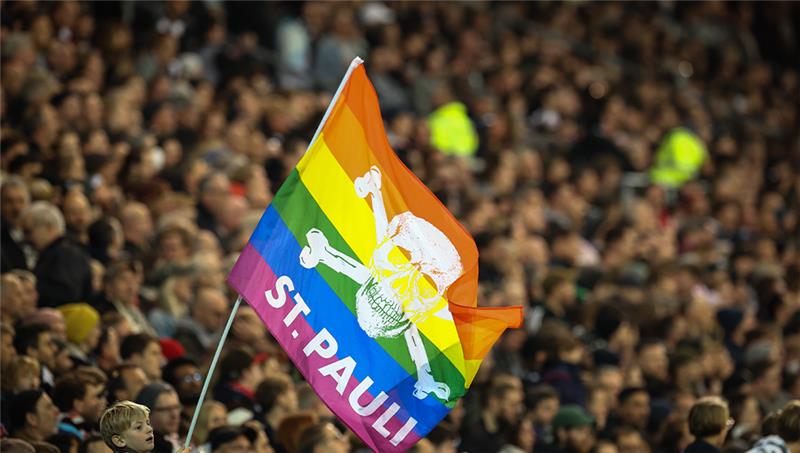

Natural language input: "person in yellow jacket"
[649,127,707,188]
[427,84,479,157]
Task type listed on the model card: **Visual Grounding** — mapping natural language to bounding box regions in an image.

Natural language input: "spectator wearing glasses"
[162,357,203,436]
[136,382,182,453]
[685,397,735,453]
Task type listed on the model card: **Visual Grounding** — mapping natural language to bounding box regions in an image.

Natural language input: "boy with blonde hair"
[100,401,154,453]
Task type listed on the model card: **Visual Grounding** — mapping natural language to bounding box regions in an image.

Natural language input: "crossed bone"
[299,166,452,401]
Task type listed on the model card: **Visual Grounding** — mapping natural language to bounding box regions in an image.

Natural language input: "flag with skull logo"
[228,58,523,452]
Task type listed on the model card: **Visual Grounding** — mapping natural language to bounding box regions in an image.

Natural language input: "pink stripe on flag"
[229,244,422,452]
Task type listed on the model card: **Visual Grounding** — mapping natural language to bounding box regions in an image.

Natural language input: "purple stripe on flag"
[229,244,422,452]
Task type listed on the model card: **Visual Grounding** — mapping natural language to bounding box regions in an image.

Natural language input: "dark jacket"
[683,439,721,453]
[34,236,93,306]
[1,221,27,272]
[542,362,587,407]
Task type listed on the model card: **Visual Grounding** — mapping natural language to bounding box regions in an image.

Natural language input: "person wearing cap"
[135,383,182,453]
[547,405,595,453]
[685,397,734,453]
[57,303,101,367]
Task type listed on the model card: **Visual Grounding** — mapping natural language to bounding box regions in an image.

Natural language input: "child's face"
[116,416,154,452]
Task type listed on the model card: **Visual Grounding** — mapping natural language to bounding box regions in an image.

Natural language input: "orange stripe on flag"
[320,65,522,371]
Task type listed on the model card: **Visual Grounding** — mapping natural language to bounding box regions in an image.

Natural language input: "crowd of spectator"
[1,1,799,453]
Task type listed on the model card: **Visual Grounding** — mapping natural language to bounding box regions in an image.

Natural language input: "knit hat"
[159,338,186,361]
[135,382,175,410]
[553,405,595,429]
[57,303,100,344]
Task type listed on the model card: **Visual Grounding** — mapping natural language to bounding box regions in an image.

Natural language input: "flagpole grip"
[308,56,364,148]
[184,295,243,448]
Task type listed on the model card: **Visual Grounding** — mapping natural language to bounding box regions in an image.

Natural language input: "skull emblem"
[299,166,461,400]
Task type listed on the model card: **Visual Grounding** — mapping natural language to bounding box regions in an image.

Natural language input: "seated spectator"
[135,383,182,453]
[254,373,297,449]
[276,412,317,453]
[191,401,228,448]
[9,390,60,447]
[207,426,250,453]
[527,385,559,449]
[52,367,108,440]
[96,259,155,337]
[20,308,66,342]
[685,397,734,453]
[173,287,228,362]
[120,335,164,381]
[162,357,203,435]
[241,421,274,453]
[460,382,524,453]
[2,356,41,394]
[549,405,595,453]
[21,202,92,307]
[94,326,122,374]
[296,421,349,453]
[57,303,101,366]
[612,425,650,453]
[604,387,650,435]
[214,349,264,414]
[1,273,29,324]
[107,364,149,405]
[499,415,536,453]
[1,176,31,273]
[14,324,57,389]
[1,323,18,369]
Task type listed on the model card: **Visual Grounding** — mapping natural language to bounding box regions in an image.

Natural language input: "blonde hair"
[1,356,41,393]
[99,401,150,448]
[192,400,227,446]
[688,396,729,438]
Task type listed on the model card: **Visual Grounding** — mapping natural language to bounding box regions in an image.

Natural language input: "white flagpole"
[184,57,364,449]
[185,296,241,448]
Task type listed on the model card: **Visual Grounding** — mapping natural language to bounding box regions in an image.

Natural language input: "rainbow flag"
[228,57,522,452]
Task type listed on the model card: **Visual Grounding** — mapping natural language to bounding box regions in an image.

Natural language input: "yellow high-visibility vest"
[428,102,479,157]
[649,127,707,188]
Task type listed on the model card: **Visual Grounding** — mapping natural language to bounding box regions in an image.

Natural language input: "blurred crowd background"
[1,1,799,453]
